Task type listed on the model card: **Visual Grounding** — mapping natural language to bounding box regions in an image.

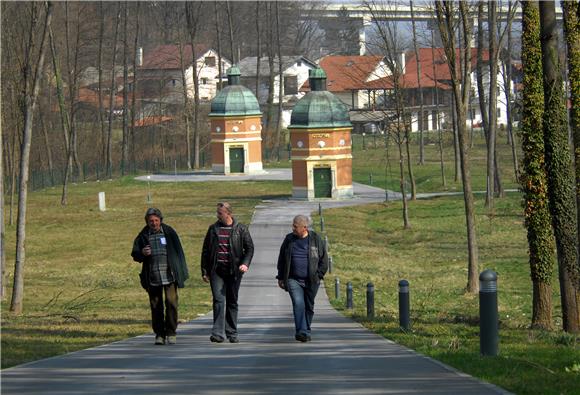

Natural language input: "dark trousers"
[210,272,242,339]
[148,283,178,338]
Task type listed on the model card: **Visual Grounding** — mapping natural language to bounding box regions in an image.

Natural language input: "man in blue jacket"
[276,215,328,342]
[132,208,189,345]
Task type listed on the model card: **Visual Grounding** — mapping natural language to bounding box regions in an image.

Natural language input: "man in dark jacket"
[201,202,254,343]
[131,208,189,345]
[276,215,328,342]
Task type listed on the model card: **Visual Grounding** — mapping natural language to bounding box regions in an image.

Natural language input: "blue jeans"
[287,278,319,336]
[210,272,242,339]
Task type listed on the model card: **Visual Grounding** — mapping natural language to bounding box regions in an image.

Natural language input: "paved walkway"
[1,171,510,394]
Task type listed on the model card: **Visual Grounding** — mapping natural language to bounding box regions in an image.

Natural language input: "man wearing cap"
[132,208,189,345]
[201,202,254,343]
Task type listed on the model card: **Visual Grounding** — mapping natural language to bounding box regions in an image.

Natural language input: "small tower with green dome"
[288,67,353,199]
[208,66,263,174]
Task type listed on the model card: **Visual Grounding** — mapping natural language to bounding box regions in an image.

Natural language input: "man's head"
[292,215,309,238]
[145,207,163,232]
[216,202,233,225]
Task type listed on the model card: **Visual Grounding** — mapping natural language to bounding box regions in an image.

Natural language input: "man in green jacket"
[132,208,189,345]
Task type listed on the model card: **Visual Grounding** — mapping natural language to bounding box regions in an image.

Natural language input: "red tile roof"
[140,44,210,70]
[318,55,385,91]
[304,49,488,93]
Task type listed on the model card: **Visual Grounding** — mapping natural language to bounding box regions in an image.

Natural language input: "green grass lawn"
[316,193,579,394]
[1,178,290,368]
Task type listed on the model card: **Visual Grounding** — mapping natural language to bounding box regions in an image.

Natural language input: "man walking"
[131,208,189,345]
[276,215,328,342]
[201,202,254,343]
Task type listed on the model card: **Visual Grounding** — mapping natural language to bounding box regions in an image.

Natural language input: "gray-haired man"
[131,208,189,345]
[276,215,328,342]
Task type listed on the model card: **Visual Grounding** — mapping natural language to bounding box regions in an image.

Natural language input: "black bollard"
[346,282,353,309]
[398,279,410,330]
[369,172,373,185]
[479,270,498,356]
[328,255,333,274]
[366,282,375,319]
[320,216,325,233]
[318,203,322,216]
[335,277,340,299]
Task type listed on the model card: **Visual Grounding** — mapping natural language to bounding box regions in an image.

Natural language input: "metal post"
[398,280,410,330]
[369,172,373,185]
[366,282,374,319]
[335,277,340,299]
[479,270,498,356]
[325,235,329,251]
[346,282,353,309]
[318,203,322,216]
[328,255,333,274]
[320,216,325,233]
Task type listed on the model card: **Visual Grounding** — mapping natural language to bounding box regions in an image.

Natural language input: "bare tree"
[539,1,579,333]
[10,1,53,313]
[185,2,203,169]
[435,1,479,293]
[272,1,284,160]
[430,28,446,188]
[0,92,5,300]
[106,2,121,178]
[410,0,425,166]
[121,1,130,176]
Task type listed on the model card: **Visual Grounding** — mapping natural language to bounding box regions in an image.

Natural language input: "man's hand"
[202,275,209,283]
[239,264,249,273]
[277,280,286,290]
[142,245,151,256]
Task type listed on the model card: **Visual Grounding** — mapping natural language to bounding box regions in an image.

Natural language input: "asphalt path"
[1,171,510,394]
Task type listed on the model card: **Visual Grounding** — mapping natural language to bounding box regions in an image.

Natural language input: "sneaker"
[167,336,177,345]
[295,334,308,343]
[154,336,165,345]
[228,336,239,343]
[210,335,225,343]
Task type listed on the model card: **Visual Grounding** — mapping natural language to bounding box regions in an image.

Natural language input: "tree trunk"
[129,2,140,174]
[265,3,276,154]
[485,1,498,208]
[451,94,460,182]
[0,96,5,300]
[225,1,235,64]
[214,2,223,91]
[436,1,479,293]
[255,2,261,98]
[410,0,425,166]
[539,1,580,333]
[106,3,121,178]
[404,116,417,200]
[503,8,519,181]
[431,31,446,188]
[273,1,283,160]
[98,3,106,171]
[121,1,129,176]
[10,1,52,314]
[562,0,580,254]
[178,39,192,170]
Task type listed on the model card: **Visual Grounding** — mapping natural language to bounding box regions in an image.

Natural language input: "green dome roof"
[209,65,261,117]
[290,91,351,128]
[209,85,261,117]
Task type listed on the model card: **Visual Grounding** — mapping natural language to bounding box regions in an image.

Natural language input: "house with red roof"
[138,44,231,109]
[307,48,512,133]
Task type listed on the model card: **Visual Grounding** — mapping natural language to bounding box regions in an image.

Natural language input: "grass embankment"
[318,194,580,395]
[1,178,290,368]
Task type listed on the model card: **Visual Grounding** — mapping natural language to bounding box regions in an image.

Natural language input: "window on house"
[497,107,501,118]
[205,56,216,67]
[201,78,208,84]
[283,75,298,95]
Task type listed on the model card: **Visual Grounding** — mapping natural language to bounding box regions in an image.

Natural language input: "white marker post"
[98,192,106,211]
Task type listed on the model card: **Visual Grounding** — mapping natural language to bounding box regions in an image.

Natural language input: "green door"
[229,148,245,173]
[313,167,332,198]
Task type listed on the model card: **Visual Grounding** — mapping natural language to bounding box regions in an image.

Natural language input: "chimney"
[137,47,143,67]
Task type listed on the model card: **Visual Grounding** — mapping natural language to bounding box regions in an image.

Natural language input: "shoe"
[167,336,176,345]
[306,335,312,342]
[295,334,308,343]
[228,336,239,343]
[154,336,165,345]
[210,335,225,343]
